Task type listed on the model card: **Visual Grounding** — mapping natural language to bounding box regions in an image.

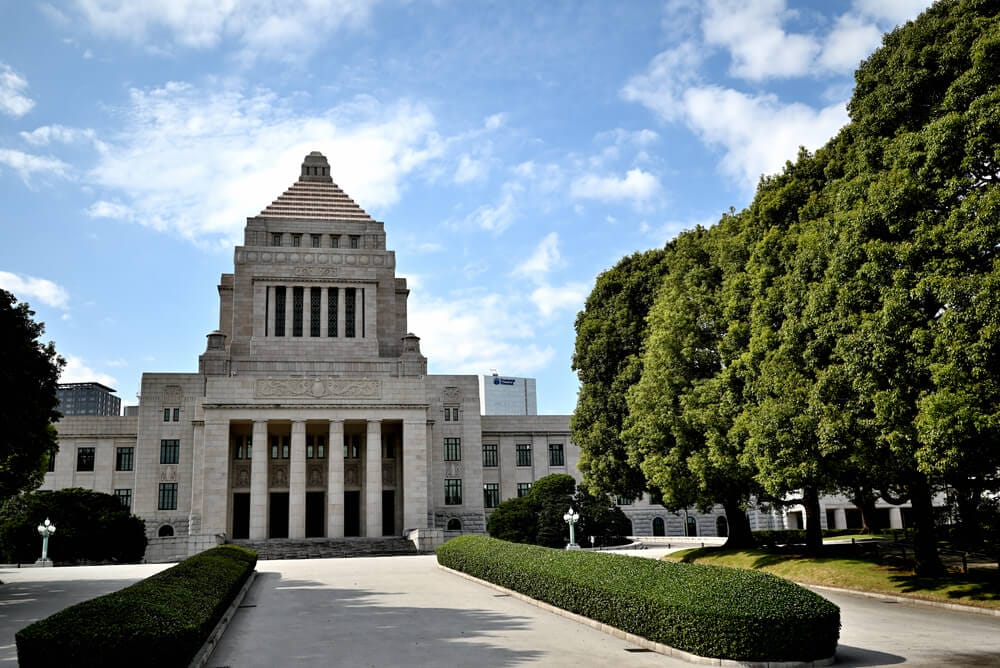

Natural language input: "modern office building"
[56,382,122,417]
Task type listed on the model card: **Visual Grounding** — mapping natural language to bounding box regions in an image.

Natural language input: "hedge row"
[16,545,257,668]
[437,535,839,662]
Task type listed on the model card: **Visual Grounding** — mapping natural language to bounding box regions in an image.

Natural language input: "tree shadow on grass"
[210,573,549,667]
[889,568,1000,602]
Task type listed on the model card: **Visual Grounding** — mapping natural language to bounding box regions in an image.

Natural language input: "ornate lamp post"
[563,507,580,550]
[36,518,56,566]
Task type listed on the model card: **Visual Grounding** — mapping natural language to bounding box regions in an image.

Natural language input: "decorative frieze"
[163,385,184,404]
[255,378,381,400]
[160,465,178,482]
[442,386,461,401]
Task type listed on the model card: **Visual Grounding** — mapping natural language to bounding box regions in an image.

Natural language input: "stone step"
[230,537,419,560]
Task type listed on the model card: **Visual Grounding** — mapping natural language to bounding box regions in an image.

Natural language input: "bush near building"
[16,545,257,668]
[437,535,839,662]
[0,488,146,564]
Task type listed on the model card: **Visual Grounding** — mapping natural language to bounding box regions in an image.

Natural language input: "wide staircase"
[230,537,419,560]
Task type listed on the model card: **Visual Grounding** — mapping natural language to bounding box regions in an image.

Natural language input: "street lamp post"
[563,507,580,550]
[36,518,56,566]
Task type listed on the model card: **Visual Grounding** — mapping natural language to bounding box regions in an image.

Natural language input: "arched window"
[716,515,729,537]
[446,518,462,531]
[158,524,175,537]
[652,517,666,537]
[686,516,697,537]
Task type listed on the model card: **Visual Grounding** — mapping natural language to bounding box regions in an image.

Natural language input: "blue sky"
[0,0,930,415]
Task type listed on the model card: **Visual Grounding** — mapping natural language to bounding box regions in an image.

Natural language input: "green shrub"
[16,545,257,668]
[437,535,839,662]
[0,488,147,564]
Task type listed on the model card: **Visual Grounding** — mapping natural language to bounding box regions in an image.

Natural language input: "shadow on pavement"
[834,644,906,666]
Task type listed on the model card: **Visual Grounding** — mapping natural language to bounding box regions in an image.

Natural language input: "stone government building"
[43,151,911,561]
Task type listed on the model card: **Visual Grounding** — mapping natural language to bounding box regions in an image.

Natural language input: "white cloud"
[0,271,70,309]
[818,14,883,72]
[60,355,118,388]
[621,42,703,123]
[513,232,561,280]
[408,292,554,376]
[460,183,520,234]
[0,63,34,117]
[484,113,507,130]
[570,168,660,205]
[20,125,99,146]
[529,282,589,319]
[853,0,927,25]
[67,0,379,61]
[681,86,848,189]
[454,154,487,184]
[0,149,71,183]
[85,82,447,246]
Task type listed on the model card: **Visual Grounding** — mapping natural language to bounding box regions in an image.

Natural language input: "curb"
[803,583,1000,618]
[190,570,258,668]
[438,564,834,668]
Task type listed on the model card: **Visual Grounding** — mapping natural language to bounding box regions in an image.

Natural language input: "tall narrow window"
[172,407,180,422]
[292,287,304,337]
[158,483,178,510]
[548,443,564,467]
[482,444,498,467]
[517,482,532,497]
[444,437,461,461]
[483,483,500,509]
[114,488,132,510]
[160,439,180,464]
[345,288,356,338]
[116,447,134,471]
[311,234,321,248]
[331,235,340,248]
[327,288,338,337]
[310,287,321,337]
[77,447,95,472]
[291,233,302,247]
[445,479,462,505]
[274,287,286,337]
[516,443,532,467]
[271,233,282,246]
[349,235,360,249]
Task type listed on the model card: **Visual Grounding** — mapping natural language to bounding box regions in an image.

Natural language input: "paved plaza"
[3,553,1000,667]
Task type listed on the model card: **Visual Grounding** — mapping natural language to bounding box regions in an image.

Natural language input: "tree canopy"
[0,290,64,502]
[572,0,1000,574]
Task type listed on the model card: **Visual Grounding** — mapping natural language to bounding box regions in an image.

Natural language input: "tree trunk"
[803,486,823,555]
[851,487,881,533]
[952,479,983,547]
[721,495,755,549]
[909,473,945,576]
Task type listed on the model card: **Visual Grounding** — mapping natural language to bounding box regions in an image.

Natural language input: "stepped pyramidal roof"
[258,151,373,222]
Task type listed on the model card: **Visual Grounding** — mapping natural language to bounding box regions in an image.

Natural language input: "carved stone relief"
[308,465,324,486]
[235,465,250,488]
[163,385,183,404]
[344,461,360,487]
[256,378,381,399]
[445,462,463,477]
[442,386,461,401]
[160,466,178,482]
[271,466,288,487]
[293,266,339,278]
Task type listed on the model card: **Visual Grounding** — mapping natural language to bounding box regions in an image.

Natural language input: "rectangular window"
[331,235,340,248]
[327,287,338,337]
[292,286,304,337]
[382,437,395,459]
[349,235,360,249]
[77,447,95,472]
[444,437,461,461]
[271,232,282,247]
[163,408,170,422]
[517,482,532,498]
[172,407,180,422]
[274,286,286,337]
[482,444,498,467]
[160,439,180,465]
[445,479,462,505]
[114,488,132,510]
[310,287,321,337]
[158,483,177,510]
[271,435,290,459]
[344,434,360,459]
[617,496,634,506]
[516,443,532,467]
[116,447,134,471]
[311,234,321,248]
[483,483,499,509]
[306,435,326,459]
[548,443,564,467]
[292,233,302,247]
[444,406,460,422]
[345,288,356,338]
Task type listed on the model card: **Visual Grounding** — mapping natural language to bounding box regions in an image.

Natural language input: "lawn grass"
[667,546,1000,610]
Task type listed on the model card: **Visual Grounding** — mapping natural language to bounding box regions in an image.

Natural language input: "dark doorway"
[269,492,289,538]
[652,517,665,536]
[344,491,360,537]
[382,490,395,536]
[232,493,250,539]
[306,492,325,538]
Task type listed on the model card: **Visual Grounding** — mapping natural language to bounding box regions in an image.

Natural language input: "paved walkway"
[4,553,1000,667]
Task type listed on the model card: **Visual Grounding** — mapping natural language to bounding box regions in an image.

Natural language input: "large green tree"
[0,290,63,502]
[571,249,671,499]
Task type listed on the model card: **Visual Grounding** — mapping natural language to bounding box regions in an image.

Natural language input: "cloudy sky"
[0,0,930,414]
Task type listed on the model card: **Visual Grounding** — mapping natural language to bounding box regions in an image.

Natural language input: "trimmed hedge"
[437,535,839,662]
[16,545,257,668]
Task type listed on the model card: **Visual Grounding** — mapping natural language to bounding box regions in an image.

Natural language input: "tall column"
[285,285,294,338]
[365,419,382,537]
[338,287,346,337]
[834,507,847,531]
[201,417,230,536]
[249,419,269,540]
[289,419,307,539]
[402,418,429,530]
[327,419,344,537]
[889,507,903,529]
[320,286,329,338]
